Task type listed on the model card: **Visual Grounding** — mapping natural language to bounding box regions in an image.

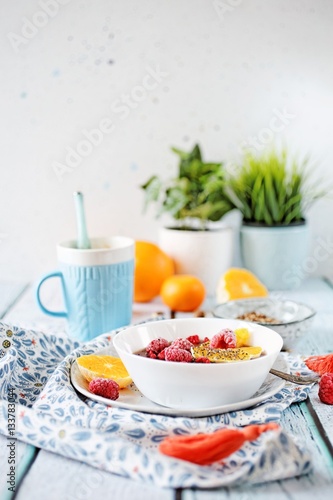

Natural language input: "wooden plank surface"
[1,278,333,500]
[0,431,175,500]
[182,402,333,500]
[0,282,174,500]
[0,282,27,319]
[1,279,67,333]
[184,279,333,500]
[275,279,333,448]
[0,434,30,495]
[15,451,175,500]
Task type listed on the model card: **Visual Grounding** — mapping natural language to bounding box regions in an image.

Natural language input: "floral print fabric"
[0,321,312,488]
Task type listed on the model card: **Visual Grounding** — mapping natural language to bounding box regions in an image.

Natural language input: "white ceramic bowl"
[213,298,316,351]
[113,318,283,410]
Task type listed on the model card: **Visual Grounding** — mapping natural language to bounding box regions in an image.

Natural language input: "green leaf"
[159,187,189,218]
[263,207,273,225]
[190,144,202,161]
[284,193,302,213]
[141,176,162,213]
[226,148,329,225]
[140,145,330,227]
[264,173,279,222]
[251,174,264,214]
[140,175,159,191]
[284,205,303,224]
[254,189,266,222]
[170,147,190,161]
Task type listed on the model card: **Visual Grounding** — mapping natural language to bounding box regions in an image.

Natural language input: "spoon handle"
[269,368,319,385]
[74,191,91,249]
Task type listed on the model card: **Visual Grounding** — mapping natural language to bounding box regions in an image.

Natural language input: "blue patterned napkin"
[0,321,313,488]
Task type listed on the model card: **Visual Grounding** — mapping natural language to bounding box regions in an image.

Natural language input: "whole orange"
[160,275,206,312]
[134,241,175,302]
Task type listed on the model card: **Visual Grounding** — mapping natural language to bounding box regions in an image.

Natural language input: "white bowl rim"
[113,317,283,367]
[213,297,316,326]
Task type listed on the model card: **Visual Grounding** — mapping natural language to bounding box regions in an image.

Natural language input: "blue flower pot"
[240,221,310,290]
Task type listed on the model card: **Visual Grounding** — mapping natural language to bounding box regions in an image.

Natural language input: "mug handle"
[36,271,68,318]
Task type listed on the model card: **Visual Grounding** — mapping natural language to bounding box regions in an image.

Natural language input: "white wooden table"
[0,278,333,499]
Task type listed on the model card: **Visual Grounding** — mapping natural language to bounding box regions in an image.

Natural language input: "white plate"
[70,354,286,418]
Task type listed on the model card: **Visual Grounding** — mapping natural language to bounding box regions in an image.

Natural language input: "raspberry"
[146,338,170,357]
[171,338,193,351]
[89,378,119,400]
[158,348,166,360]
[194,357,211,363]
[305,354,333,376]
[210,329,236,349]
[164,347,193,363]
[147,351,157,359]
[203,337,210,343]
[318,373,333,405]
[187,335,201,345]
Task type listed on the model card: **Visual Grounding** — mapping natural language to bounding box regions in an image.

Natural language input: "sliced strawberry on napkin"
[305,354,333,375]
[305,354,333,405]
[159,423,279,465]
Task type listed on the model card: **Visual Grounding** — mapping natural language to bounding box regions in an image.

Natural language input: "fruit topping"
[191,345,263,363]
[318,373,333,405]
[89,378,120,400]
[194,357,211,363]
[146,338,170,357]
[171,338,193,351]
[186,335,201,345]
[235,328,251,348]
[210,329,236,349]
[164,347,193,363]
[157,348,167,360]
[137,327,263,364]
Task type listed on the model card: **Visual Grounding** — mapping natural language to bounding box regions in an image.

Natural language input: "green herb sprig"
[141,144,234,229]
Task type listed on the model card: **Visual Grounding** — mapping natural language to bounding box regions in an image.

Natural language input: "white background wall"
[1,0,333,283]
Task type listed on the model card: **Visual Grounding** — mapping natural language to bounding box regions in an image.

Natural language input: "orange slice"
[191,345,263,363]
[76,355,132,388]
[216,268,268,303]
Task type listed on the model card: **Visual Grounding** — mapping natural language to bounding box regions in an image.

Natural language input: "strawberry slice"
[305,354,333,375]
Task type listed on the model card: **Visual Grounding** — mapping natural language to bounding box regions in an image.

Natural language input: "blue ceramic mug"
[36,237,134,342]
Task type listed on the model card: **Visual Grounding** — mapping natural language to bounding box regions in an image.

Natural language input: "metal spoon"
[269,368,319,385]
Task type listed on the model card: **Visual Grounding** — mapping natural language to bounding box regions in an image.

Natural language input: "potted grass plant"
[141,144,235,296]
[226,148,328,289]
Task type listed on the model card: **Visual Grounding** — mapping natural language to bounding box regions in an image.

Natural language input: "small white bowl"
[113,318,283,410]
[213,298,316,351]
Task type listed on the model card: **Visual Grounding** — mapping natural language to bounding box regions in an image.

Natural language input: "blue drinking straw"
[73,191,91,249]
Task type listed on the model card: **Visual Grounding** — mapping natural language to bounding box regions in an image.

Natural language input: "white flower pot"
[158,226,234,297]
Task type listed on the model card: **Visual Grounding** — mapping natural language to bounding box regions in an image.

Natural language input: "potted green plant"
[141,144,235,296]
[226,148,328,289]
